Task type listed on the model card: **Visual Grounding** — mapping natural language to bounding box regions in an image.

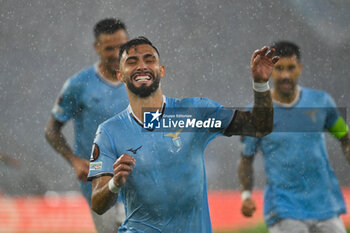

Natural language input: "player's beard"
[276,78,296,98]
[126,71,161,98]
[105,57,118,76]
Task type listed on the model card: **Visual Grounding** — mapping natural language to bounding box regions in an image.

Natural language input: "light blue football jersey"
[242,86,346,226]
[52,64,129,202]
[88,97,234,233]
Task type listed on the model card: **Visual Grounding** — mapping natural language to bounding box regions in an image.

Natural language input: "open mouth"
[135,75,151,82]
[277,80,293,89]
[132,73,154,84]
[279,82,291,88]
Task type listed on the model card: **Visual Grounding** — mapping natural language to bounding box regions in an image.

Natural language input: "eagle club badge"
[165,129,183,149]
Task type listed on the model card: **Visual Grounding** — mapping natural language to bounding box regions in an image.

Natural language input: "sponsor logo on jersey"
[90,161,102,170]
[127,146,142,154]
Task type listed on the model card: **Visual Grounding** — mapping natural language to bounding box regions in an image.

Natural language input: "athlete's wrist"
[108,178,121,193]
[253,81,270,92]
[241,190,252,201]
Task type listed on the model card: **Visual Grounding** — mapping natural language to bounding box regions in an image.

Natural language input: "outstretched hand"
[251,46,279,83]
[112,154,136,188]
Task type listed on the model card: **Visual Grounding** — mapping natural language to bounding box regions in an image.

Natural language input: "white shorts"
[269,217,346,233]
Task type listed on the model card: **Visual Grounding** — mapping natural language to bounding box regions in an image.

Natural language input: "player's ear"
[116,70,124,82]
[94,40,101,54]
[297,63,303,76]
[159,65,165,79]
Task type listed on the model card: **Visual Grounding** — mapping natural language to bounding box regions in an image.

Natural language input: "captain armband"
[328,117,349,139]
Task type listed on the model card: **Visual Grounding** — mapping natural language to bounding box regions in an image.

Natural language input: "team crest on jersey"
[165,129,183,148]
[304,109,318,123]
[90,143,100,162]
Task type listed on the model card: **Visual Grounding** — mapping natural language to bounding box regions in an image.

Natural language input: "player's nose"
[280,70,291,79]
[137,60,148,71]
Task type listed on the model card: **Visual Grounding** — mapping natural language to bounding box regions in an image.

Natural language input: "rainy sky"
[1,0,350,195]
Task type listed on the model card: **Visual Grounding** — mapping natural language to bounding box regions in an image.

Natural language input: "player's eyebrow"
[143,54,156,59]
[125,56,138,62]
[125,53,156,63]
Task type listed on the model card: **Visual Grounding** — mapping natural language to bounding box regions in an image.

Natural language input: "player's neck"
[272,86,301,107]
[98,62,118,82]
[128,89,164,122]
[272,88,298,104]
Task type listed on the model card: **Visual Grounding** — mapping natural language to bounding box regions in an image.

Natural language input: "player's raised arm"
[225,46,279,138]
[91,154,135,215]
[340,133,350,164]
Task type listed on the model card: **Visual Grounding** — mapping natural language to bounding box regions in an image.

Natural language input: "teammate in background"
[45,18,129,233]
[238,41,350,233]
[87,37,279,232]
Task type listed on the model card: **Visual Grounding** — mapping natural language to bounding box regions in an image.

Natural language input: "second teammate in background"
[239,41,350,233]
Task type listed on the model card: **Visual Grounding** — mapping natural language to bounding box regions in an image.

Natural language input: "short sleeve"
[241,136,260,157]
[51,78,79,122]
[87,125,117,181]
[324,93,340,129]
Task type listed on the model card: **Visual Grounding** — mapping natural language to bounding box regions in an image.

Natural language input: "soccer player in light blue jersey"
[45,18,129,232]
[238,41,350,233]
[88,36,279,232]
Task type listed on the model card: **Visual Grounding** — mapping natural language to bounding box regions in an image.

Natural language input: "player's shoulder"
[100,108,130,129]
[67,65,96,85]
[301,86,333,100]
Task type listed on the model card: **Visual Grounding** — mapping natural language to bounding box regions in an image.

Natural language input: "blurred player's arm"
[225,46,278,138]
[339,133,350,164]
[328,116,350,164]
[91,154,135,215]
[238,154,256,217]
[45,116,89,181]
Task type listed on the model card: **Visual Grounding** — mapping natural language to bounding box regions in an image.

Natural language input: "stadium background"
[1,0,350,232]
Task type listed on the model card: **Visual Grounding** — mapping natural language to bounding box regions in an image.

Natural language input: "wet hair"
[93,18,127,40]
[118,36,160,64]
[271,41,301,61]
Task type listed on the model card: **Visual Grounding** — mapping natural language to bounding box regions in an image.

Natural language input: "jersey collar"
[273,85,301,108]
[128,95,167,128]
[94,62,122,87]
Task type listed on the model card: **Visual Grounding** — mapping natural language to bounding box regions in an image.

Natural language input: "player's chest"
[115,130,195,167]
[273,107,327,133]
[80,86,128,114]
